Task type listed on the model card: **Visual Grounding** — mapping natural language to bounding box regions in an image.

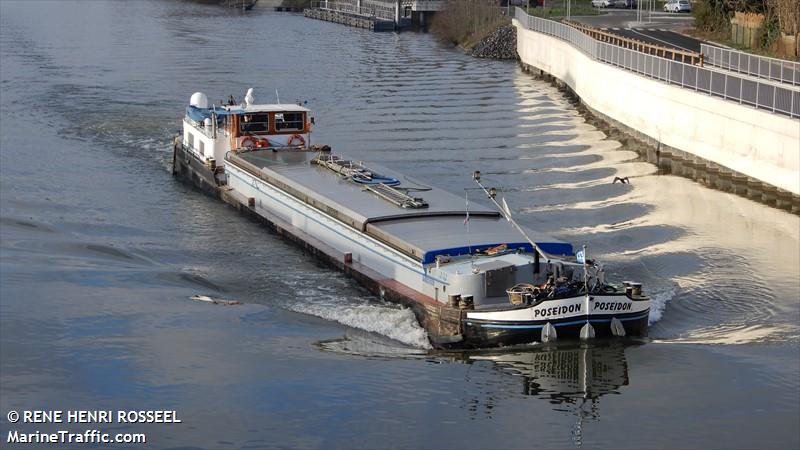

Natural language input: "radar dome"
[190,92,209,109]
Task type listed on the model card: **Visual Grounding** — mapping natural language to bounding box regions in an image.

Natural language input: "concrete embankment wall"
[513,19,800,196]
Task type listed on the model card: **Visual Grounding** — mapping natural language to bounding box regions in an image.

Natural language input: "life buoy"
[240,136,258,149]
[256,138,271,148]
[288,134,305,147]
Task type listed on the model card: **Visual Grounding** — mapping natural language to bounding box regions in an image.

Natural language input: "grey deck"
[235,150,498,226]
[366,216,572,263]
[230,150,572,264]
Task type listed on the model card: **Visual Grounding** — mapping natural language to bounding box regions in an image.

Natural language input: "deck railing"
[514,7,800,119]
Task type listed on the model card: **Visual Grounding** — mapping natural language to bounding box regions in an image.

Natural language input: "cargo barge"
[172,89,651,349]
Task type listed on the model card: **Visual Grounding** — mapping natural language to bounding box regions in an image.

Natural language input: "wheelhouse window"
[240,113,270,134]
[275,112,304,131]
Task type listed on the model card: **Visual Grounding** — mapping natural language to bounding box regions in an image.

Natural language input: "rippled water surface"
[1,1,798,448]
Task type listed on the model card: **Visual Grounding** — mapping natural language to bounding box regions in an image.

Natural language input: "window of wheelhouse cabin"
[239,113,269,134]
[275,112,304,131]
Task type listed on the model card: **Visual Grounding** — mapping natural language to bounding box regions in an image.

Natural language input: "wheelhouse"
[219,104,311,151]
[182,89,312,168]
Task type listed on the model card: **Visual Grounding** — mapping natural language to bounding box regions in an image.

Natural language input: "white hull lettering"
[534,303,582,318]
[593,302,633,312]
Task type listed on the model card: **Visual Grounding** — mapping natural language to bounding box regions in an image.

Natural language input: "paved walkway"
[572,10,706,52]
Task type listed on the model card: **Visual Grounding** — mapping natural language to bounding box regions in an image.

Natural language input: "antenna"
[465,191,474,268]
[472,171,550,263]
[581,245,588,293]
[275,89,281,104]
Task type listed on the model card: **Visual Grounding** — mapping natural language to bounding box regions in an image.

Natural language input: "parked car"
[664,0,691,12]
[614,0,637,8]
[592,0,615,7]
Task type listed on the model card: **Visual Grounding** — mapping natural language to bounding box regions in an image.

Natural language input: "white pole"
[637,0,640,23]
[465,191,473,267]
[582,245,588,293]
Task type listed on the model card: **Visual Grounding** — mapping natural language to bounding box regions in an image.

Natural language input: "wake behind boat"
[172,88,651,348]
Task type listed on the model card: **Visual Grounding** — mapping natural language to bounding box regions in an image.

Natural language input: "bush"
[693,0,729,32]
[431,0,510,48]
[760,14,780,49]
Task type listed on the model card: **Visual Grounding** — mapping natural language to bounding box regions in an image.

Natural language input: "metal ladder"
[312,154,428,209]
[365,183,428,209]
[312,154,357,176]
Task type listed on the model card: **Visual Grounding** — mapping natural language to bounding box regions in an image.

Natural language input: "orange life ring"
[288,134,305,147]
[256,138,271,148]
[240,136,258,149]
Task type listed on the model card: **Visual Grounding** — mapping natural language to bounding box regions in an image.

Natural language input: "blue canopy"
[185,105,241,124]
[421,242,573,265]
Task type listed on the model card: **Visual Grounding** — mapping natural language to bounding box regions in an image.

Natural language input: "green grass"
[525,0,605,18]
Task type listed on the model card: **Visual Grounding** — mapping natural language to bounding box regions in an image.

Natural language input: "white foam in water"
[288,301,433,350]
[647,286,676,325]
[317,332,430,357]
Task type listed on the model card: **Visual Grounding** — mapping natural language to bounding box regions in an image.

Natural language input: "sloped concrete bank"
[513,18,800,211]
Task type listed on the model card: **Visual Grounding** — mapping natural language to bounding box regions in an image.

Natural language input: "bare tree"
[431,0,509,47]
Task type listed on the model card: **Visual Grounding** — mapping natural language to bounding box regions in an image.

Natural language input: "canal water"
[1,1,798,448]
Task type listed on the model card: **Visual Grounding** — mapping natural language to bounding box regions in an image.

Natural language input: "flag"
[501,197,512,221]
[464,192,470,225]
[576,249,585,264]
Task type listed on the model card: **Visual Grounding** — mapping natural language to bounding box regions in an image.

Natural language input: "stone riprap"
[472,25,518,59]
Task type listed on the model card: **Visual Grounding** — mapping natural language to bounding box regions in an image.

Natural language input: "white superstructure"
[182,90,312,169]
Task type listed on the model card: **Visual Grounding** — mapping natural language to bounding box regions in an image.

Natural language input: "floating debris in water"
[190,295,241,306]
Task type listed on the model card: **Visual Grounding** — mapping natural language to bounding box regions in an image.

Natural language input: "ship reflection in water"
[318,331,634,447]
[466,342,633,446]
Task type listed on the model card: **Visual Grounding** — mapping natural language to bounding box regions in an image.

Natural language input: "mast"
[472,171,551,263]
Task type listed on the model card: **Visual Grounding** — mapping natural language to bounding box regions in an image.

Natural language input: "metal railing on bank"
[701,44,800,87]
[513,7,799,119]
[311,0,395,20]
